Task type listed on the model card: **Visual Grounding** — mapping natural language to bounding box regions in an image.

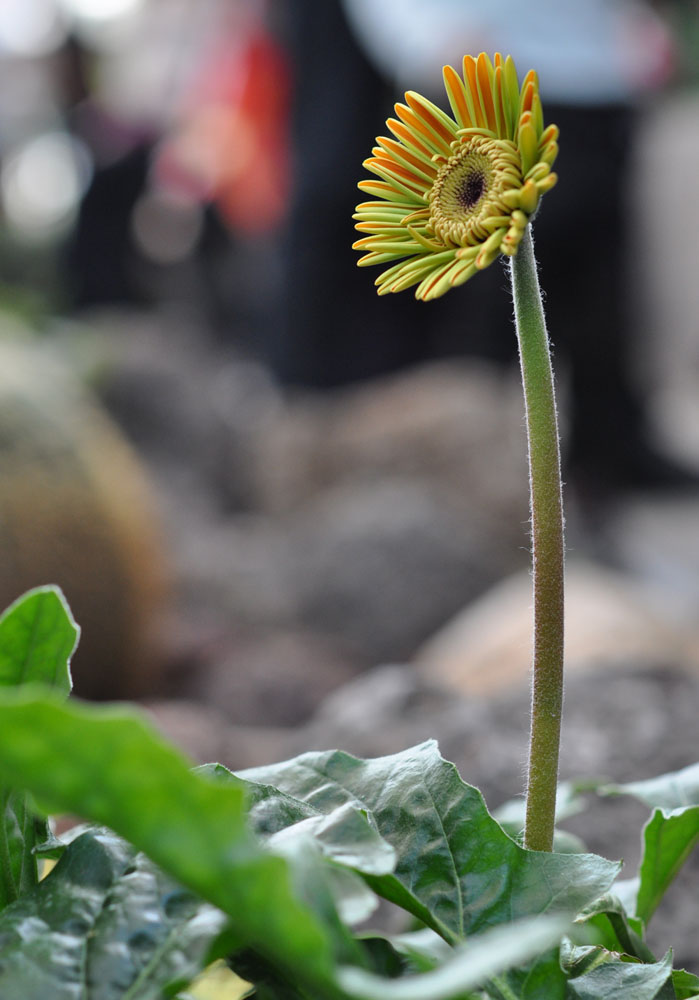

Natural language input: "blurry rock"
[610,496,699,640]
[192,628,361,727]
[167,514,297,628]
[248,394,332,512]
[288,479,506,663]
[145,699,293,769]
[254,361,529,545]
[414,561,687,695]
[0,338,168,699]
[635,93,699,439]
[300,664,475,763]
[91,315,284,513]
[300,659,699,800]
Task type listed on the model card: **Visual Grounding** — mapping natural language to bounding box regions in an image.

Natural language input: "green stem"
[510,227,565,853]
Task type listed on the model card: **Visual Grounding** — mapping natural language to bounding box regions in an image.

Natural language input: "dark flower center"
[428,134,522,247]
[458,171,486,209]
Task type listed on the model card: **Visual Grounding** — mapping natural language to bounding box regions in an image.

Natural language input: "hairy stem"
[510,228,565,852]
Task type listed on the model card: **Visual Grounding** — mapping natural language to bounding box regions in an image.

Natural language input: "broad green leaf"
[635,806,699,925]
[490,947,567,1000]
[0,827,228,1000]
[337,915,569,1000]
[358,928,452,976]
[0,690,349,995]
[604,767,699,926]
[0,789,47,909]
[214,946,328,1000]
[353,928,456,984]
[0,586,78,693]
[604,762,699,810]
[320,865,380,927]
[224,771,396,927]
[260,833,367,963]
[574,894,654,961]
[673,968,699,1000]
[611,877,639,919]
[236,775,396,877]
[567,950,674,1000]
[560,940,610,977]
[0,587,78,909]
[516,949,568,1000]
[240,741,620,944]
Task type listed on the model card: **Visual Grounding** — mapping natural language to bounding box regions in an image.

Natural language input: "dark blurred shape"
[68,143,152,306]
[53,32,154,306]
[272,0,435,387]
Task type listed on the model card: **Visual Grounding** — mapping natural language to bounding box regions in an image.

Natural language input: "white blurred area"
[0,0,235,245]
[1,130,91,241]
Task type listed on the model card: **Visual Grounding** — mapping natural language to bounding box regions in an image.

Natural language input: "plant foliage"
[0,588,696,998]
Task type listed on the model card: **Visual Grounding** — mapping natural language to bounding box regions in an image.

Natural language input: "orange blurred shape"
[157,23,290,234]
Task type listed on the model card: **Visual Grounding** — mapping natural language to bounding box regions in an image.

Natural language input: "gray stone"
[191,627,361,727]
[414,560,690,695]
[144,699,293,770]
[288,479,507,663]
[253,361,529,547]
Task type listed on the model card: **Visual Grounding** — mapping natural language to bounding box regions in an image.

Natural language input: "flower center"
[458,170,486,209]
[428,135,523,247]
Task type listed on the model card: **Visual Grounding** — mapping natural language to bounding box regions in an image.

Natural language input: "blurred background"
[2,0,699,958]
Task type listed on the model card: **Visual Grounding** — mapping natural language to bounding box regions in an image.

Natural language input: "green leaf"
[0,791,46,909]
[0,586,78,694]
[238,775,396,877]
[567,950,674,1000]
[574,894,655,961]
[0,690,349,995]
[604,762,699,810]
[673,967,699,1000]
[610,877,639,919]
[0,588,78,909]
[490,947,567,1000]
[338,915,569,1000]
[358,928,452,976]
[517,949,568,1000]
[255,832,367,966]
[635,806,699,925]
[603,766,699,927]
[560,940,610,978]
[240,741,620,943]
[218,769,396,928]
[0,826,228,1000]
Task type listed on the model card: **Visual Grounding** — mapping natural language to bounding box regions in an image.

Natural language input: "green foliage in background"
[0,588,696,998]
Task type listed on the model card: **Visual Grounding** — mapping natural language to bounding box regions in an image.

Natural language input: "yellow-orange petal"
[462,56,487,129]
[364,155,430,192]
[476,52,497,133]
[404,92,458,148]
[394,103,453,157]
[442,64,475,130]
[375,138,438,183]
[386,118,437,161]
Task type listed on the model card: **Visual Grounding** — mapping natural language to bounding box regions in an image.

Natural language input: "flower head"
[353,53,558,301]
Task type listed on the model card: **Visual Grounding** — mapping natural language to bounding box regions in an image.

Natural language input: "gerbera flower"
[353,53,558,301]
